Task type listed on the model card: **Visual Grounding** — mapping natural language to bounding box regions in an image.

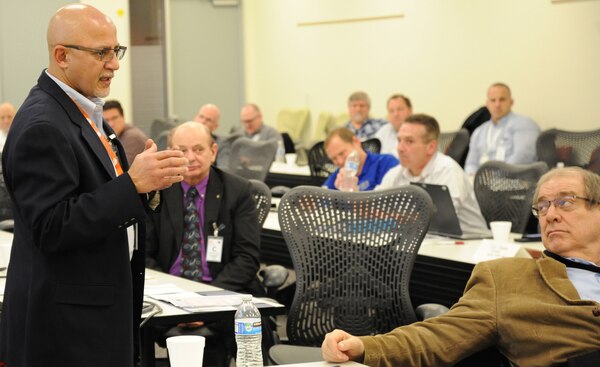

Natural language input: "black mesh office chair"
[269,185,435,364]
[216,133,242,171]
[248,179,271,227]
[536,128,600,174]
[361,137,381,154]
[438,128,470,167]
[229,138,278,181]
[474,161,548,234]
[307,141,336,179]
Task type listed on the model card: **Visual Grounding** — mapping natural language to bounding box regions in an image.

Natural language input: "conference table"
[266,162,326,189]
[141,268,286,367]
[260,209,544,308]
[0,232,286,367]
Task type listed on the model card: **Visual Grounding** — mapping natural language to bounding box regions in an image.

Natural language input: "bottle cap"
[241,294,252,301]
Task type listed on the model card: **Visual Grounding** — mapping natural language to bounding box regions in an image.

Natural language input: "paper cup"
[285,153,297,166]
[490,221,512,242]
[166,335,205,367]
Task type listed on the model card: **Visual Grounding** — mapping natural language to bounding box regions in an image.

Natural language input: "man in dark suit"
[0,5,188,367]
[145,121,263,366]
[145,121,262,294]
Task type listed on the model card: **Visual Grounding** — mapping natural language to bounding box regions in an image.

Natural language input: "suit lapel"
[164,184,185,251]
[537,256,591,303]
[37,72,117,179]
[204,168,223,236]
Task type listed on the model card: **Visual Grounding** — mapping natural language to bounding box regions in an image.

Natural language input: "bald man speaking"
[0,4,187,366]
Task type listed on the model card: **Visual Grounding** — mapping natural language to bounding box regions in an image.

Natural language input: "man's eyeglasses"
[531,195,597,218]
[62,45,127,62]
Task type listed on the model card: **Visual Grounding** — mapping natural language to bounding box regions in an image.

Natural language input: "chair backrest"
[361,137,381,154]
[281,132,295,154]
[248,179,272,227]
[150,118,176,140]
[229,138,278,181]
[278,185,433,346]
[536,128,600,174]
[334,112,349,128]
[154,130,171,151]
[307,141,337,178]
[474,161,548,234]
[215,133,243,171]
[461,106,490,135]
[311,112,334,143]
[276,108,311,146]
[438,128,470,167]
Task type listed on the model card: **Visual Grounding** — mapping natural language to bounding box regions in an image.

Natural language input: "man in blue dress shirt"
[323,127,398,191]
[464,83,540,175]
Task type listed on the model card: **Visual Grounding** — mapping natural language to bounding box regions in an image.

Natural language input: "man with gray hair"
[323,166,600,366]
[344,91,387,140]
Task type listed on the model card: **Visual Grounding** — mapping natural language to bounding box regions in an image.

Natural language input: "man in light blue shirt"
[464,83,540,174]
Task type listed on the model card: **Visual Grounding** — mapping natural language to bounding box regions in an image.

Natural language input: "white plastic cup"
[166,335,205,367]
[285,153,297,166]
[490,221,512,242]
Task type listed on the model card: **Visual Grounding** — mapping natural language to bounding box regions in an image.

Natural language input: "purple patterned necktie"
[180,187,203,281]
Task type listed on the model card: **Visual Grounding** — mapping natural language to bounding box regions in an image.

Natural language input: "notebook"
[411,182,492,240]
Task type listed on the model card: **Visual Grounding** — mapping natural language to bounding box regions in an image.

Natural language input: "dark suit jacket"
[146,166,263,295]
[0,71,148,367]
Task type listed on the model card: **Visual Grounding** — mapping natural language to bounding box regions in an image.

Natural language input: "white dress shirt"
[374,123,399,158]
[378,152,488,233]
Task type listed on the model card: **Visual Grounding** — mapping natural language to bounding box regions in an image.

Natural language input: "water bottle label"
[235,320,262,335]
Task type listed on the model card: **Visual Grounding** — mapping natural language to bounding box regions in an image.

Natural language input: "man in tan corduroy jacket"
[322,166,600,367]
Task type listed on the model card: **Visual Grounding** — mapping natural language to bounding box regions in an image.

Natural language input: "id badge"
[206,236,223,263]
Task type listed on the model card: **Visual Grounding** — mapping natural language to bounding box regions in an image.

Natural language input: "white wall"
[0,0,133,123]
[242,0,600,133]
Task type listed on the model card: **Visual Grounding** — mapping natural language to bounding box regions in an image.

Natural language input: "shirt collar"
[400,151,438,181]
[492,111,514,127]
[181,173,210,197]
[45,70,105,133]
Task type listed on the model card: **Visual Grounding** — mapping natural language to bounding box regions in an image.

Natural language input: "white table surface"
[263,210,544,265]
[269,161,311,176]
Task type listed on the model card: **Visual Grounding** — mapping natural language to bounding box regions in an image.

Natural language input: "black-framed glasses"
[531,195,597,218]
[62,45,127,62]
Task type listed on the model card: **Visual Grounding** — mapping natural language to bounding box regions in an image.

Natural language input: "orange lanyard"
[72,100,123,176]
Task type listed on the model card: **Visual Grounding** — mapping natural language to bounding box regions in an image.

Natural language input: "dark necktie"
[181,187,203,281]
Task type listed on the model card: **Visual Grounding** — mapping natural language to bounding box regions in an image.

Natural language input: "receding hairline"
[47,4,116,48]
[488,82,512,97]
[170,121,215,146]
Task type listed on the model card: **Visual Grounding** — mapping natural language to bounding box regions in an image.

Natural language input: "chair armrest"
[260,265,289,289]
[415,303,450,320]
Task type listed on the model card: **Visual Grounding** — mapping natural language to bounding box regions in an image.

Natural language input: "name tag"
[206,236,223,262]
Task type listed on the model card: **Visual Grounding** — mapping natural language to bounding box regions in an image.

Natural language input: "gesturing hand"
[128,139,189,193]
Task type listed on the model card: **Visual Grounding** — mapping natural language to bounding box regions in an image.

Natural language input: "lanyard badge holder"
[206,223,225,262]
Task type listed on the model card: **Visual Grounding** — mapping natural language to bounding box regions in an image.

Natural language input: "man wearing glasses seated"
[322,166,600,366]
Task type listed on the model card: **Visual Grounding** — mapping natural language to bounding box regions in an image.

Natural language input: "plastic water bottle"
[235,295,263,367]
[275,140,285,163]
[341,149,360,191]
